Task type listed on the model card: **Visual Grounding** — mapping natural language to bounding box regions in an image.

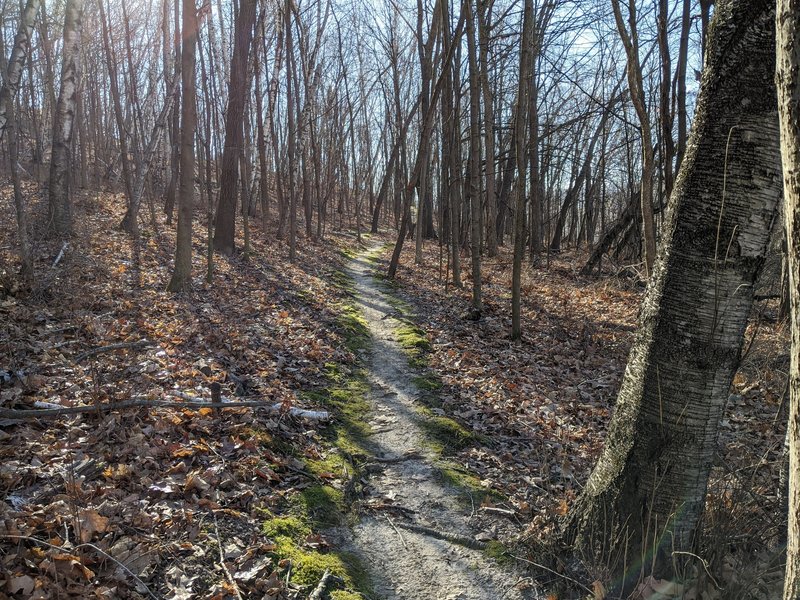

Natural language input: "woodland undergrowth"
[0,182,374,599]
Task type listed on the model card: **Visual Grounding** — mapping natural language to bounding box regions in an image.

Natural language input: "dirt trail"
[336,246,537,600]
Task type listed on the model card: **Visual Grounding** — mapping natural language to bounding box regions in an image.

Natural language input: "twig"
[480,506,517,517]
[672,550,721,589]
[74,340,153,363]
[169,391,330,420]
[385,515,408,550]
[364,502,416,515]
[0,396,329,420]
[507,552,593,594]
[213,514,244,600]
[372,450,421,463]
[0,535,159,600]
[308,569,344,600]
[394,522,487,550]
[52,242,68,268]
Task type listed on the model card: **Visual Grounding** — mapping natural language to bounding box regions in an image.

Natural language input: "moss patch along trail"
[327,243,534,600]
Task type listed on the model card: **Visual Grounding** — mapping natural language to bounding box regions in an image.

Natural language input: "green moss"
[340,247,359,260]
[484,541,513,565]
[395,323,431,369]
[305,452,349,478]
[289,485,345,528]
[413,374,443,393]
[336,305,370,354]
[395,324,431,351]
[436,464,503,509]
[331,591,365,600]
[416,407,477,456]
[263,512,372,593]
[263,515,311,541]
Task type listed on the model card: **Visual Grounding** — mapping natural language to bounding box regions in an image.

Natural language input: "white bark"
[776,1,800,596]
[47,0,85,236]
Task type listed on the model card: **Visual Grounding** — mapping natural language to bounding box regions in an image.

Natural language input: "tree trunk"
[675,0,691,172]
[512,0,533,340]
[164,0,181,225]
[1,0,41,282]
[0,0,41,142]
[611,0,657,277]
[213,0,257,256]
[167,0,198,292]
[562,0,780,588]
[776,1,800,596]
[465,0,482,313]
[657,0,675,203]
[47,0,85,237]
[478,0,497,258]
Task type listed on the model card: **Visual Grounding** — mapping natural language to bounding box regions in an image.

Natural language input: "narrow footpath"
[337,245,537,600]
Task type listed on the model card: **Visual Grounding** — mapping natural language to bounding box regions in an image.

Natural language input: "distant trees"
[0,0,715,310]
[562,0,780,587]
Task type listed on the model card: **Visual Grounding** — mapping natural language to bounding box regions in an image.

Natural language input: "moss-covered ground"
[259,257,377,598]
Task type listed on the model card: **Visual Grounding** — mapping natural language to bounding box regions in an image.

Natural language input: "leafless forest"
[2,0,800,599]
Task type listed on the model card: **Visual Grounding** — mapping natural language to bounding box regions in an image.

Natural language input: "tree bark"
[512,0,533,340]
[776,1,800,596]
[562,0,780,588]
[213,0,257,256]
[167,0,198,292]
[465,0,482,312]
[47,0,85,237]
[1,0,41,282]
[0,0,41,142]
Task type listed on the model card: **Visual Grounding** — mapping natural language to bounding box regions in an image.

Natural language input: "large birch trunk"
[47,0,85,237]
[776,1,800,596]
[562,0,780,588]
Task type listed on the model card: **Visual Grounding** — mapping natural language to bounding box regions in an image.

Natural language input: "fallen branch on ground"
[74,340,154,363]
[395,522,487,550]
[214,514,244,600]
[308,569,344,600]
[372,450,421,463]
[0,395,330,421]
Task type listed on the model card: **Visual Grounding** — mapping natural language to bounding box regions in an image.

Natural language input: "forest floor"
[0,183,792,600]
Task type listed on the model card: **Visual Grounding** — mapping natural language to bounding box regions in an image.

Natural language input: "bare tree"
[610,0,657,277]
[562,0,779,586]
[48,0,86,237]
[167,0,199,292]
[1,0,42,283]
[213,0,257,256]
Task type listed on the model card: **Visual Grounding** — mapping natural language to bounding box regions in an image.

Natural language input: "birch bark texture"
[48,0,85,236]
[562,0,780,587]
[0,0,41,141]
[776,1,800,597]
